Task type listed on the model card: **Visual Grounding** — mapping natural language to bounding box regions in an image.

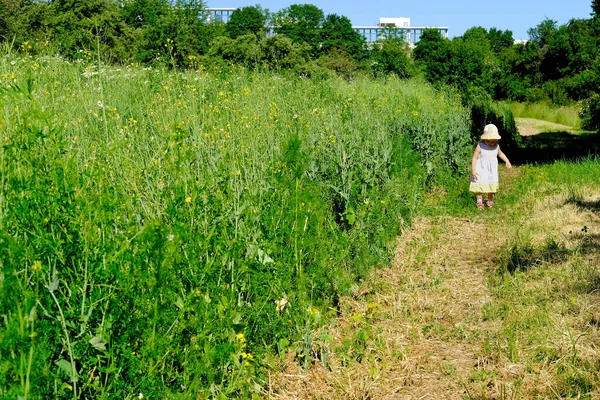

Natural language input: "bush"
[464,88,522,155]
[579,93,600,132]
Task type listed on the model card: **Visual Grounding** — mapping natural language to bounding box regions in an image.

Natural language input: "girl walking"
[470,124,512,210]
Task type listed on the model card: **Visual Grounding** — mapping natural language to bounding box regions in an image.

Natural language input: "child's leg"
[487,193,495,208]
[476,193,484,210]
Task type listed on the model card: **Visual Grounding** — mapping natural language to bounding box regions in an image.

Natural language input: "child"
[470,124,512,210]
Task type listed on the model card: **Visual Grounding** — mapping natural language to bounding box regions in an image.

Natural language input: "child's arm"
[498,146,512,168]
[471,144,481,179]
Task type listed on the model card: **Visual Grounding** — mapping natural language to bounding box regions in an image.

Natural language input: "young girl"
[470,124,512,210]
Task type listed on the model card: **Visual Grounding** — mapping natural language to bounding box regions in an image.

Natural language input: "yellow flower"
[31,260,42,272]
[185,196,192,203]
[236,333,246,345]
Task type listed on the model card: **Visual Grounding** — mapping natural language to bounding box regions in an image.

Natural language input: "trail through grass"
[268,161,600,399]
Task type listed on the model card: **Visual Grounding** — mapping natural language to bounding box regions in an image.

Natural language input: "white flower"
[167,234,174,241]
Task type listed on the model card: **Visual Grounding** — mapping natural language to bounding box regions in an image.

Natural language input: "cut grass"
[267,157,600,399]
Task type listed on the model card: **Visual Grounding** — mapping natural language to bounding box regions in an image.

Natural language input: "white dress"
[469,142,499,193]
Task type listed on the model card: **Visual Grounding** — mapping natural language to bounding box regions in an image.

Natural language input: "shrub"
[464,88,522,155]
[579,93,600,132]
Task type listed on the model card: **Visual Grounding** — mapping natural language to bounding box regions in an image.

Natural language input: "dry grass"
[515,118,579,136]
[267,216,514,399]
[266,164,600,399]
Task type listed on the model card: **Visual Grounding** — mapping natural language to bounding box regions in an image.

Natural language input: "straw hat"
[481,124,501,140]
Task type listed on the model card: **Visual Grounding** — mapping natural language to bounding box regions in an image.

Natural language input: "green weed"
[0,54,471,397]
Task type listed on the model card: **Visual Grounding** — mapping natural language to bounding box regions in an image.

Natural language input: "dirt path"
[267,214,515,399]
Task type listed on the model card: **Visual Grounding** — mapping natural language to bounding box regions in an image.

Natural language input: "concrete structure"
[206,8,236,23]
[206,9,449,45]
[354,17,449,45]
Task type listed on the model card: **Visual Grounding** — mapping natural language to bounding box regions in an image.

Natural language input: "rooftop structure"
[206,8,236,23]
[354,17,449,45]
[206,8,449,44]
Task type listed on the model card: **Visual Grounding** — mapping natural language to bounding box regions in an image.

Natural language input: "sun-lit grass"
[505,101,581,128]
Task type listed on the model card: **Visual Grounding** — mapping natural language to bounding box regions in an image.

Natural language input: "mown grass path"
[268,163,600,399]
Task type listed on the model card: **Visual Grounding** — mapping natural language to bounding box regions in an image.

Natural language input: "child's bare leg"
[487,193,495,208]
[476,193,484,210]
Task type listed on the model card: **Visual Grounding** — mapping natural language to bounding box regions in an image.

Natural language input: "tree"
[413,28,446,62]
[121,0,212,66]
[488,27,514,53]
[52,0,136,62]
[273,4,323,54]
[369,34,413,78]
[319,14,365,60]
[592,0,600,18]
[226,5,268,39]
[462,26,490,49]
[527,18,557,47]
[0,0,52,49]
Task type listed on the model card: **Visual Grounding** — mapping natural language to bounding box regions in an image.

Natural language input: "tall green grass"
[0,54,471,398]
[505,101,580,128]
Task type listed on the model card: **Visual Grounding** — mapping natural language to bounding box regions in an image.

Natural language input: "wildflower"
[236,333,246,346]
[31,260,42,272]
[185,196,192,203]
[167,234,175,242]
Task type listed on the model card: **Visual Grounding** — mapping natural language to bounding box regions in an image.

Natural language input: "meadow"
[0,53,472,398]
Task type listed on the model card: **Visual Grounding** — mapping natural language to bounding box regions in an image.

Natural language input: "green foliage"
[579,93,600,131]
[318,14,365,60]
[369,35,414,78]
[488,27,514,53]
[592,0,600,18]
[412,28,446,63]
[528,18,558,47]
[208,33,313,71]
[226,5,268,39]
[317,50,359,80]
[464,88,522,154]
[273,3,324,54]
[263,34,312,71]
[0,57,471,397]
[0,0,53,53]
[51,0,136,62]
[122,0,214,66]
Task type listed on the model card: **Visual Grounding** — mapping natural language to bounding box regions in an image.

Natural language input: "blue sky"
[209,0,595,40]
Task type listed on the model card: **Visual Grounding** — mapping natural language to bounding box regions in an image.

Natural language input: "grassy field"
[506,101,581,130]
[3,52,598,399]
[0,54,473,398]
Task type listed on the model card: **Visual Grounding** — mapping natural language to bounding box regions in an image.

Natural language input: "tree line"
[1,0,599,129]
